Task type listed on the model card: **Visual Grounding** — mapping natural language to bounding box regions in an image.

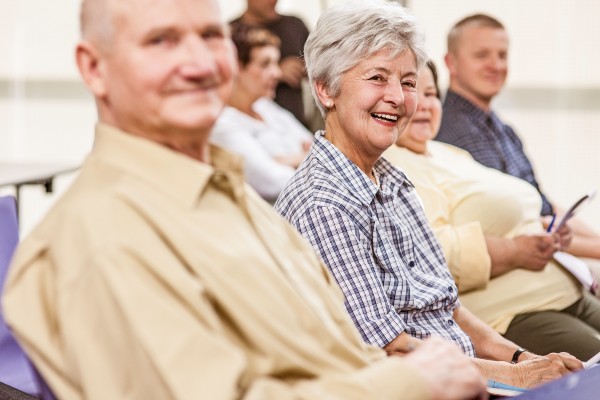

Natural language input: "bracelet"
[511,347,527,364]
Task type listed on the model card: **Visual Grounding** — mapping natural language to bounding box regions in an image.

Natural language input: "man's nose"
[490,54,507,70]
[178,36,218,77]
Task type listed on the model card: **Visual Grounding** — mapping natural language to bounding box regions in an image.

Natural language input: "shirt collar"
[445,90,506,134]
[312,131,412,206]
[445,90,496,121]
[92,123,246,209]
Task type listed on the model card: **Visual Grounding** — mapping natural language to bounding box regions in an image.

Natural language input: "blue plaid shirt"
[276,131,475,356]
[436,90,553,216]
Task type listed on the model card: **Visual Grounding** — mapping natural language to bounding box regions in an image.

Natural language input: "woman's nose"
[384,81,404,106]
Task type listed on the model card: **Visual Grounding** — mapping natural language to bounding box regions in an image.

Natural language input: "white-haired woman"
[276,0,581,389]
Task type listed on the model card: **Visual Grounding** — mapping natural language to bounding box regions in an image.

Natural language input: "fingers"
[407,338,487,400]
[548,352,583,372]
[514,354,574,388]
[554,223,574,250]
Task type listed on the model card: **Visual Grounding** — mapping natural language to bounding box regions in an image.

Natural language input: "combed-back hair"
[304,0,427,117]
[447,14,505,54]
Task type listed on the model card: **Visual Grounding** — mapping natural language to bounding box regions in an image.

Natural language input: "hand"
[279,57,305,88]
[554,224,573,251]
[405,337,487,400]
[511,352,582,388]
[513,234,558,271]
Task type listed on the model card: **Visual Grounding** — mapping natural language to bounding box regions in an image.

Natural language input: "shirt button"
[448,320,454,326]
[448,286,454,293]
[408,261,415,268]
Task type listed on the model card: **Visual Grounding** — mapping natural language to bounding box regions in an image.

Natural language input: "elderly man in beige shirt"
[0,0,486,399]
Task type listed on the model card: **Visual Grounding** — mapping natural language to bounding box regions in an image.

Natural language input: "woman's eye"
[402,80,417,88]
[369,75,384,82]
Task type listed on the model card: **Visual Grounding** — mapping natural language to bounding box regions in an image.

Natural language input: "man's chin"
[164,114,222,135]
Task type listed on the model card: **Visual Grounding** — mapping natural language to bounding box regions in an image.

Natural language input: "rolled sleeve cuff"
[355,308,408,348]
[441,222,491,293]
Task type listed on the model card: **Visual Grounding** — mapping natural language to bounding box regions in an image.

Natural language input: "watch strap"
[511,347,527,364]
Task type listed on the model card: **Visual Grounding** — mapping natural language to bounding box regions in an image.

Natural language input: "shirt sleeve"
[292,206,407,348]
[5,244,430,400]
[211,122,295,201]
[413,183,491,293]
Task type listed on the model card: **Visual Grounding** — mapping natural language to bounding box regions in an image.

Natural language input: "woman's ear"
[315,80,334,110]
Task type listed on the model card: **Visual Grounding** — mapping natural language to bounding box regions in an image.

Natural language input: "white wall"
[1,0,599,234]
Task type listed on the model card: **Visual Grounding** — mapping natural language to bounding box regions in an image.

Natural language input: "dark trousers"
[503,292,600,360]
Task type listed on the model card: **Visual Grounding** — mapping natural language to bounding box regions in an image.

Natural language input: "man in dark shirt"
[435,14,553,216]
[232,0,310,126]
[436,13,600,271]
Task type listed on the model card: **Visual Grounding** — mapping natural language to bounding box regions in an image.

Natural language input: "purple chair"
[0,197,57,400]
[0,196,41,398]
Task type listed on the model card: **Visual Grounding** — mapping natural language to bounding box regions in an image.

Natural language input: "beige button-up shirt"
[3,124,429,400]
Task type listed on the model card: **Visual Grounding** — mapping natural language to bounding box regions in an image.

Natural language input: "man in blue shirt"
[435,14,553,216]
[436,13,600,264]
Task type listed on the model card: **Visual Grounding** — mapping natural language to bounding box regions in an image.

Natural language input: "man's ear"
[315,80,334,109]
[444,52,456,76]
[76,41,108,98]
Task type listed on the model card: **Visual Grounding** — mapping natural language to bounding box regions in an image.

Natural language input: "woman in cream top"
[384,61,600,359]
[211,24,312,202]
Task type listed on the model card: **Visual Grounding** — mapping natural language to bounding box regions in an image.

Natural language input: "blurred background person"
[231,0,310,127]
[211,24,312,203]
[384,60,600,360]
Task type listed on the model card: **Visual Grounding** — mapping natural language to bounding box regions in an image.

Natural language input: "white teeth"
[372,113,398,122]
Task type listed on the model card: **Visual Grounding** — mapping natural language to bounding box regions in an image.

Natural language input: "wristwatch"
[511,347,528,364]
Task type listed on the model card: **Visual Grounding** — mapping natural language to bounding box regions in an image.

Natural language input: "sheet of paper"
[553,251,595,291]
[584,351,600,369]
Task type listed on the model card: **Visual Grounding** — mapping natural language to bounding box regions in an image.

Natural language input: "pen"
[547,213,557,232]
[487,380,527,393]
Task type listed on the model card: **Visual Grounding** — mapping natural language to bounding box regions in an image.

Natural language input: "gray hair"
[304,0,427,117]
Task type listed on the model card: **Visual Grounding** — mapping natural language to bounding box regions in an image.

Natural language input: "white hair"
[304,0,428,117]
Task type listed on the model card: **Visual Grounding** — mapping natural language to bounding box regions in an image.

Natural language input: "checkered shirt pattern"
[436,90,554,216]
[276,131,475,356]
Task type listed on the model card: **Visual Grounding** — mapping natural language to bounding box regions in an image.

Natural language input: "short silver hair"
[304,0,427,117]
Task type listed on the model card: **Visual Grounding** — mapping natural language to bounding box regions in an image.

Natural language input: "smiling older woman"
[276,0,582,389]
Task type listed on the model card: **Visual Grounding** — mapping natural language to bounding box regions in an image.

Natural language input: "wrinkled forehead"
[110,0,225,38]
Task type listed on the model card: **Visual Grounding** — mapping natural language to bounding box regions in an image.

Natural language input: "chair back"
[0,196,52,398]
